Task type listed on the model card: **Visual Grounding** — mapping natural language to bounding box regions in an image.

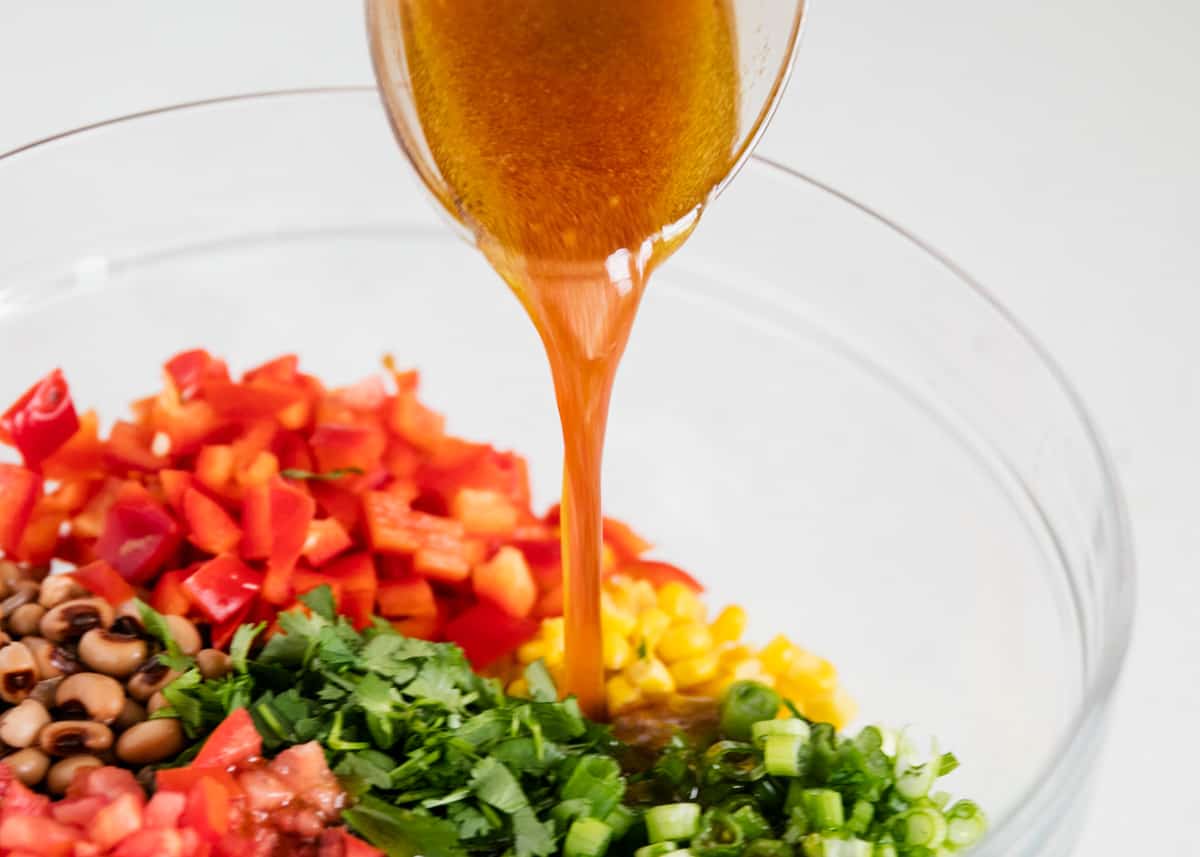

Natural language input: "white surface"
[1,2,1196,852]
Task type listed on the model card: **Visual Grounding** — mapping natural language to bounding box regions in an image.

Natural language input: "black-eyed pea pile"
[0,560,230,794]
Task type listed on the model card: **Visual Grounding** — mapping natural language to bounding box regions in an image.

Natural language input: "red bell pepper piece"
[203,379,305,421]
[377,574,436,618]
[183,554,262,624]
[243,354,299,385]
[182,488,242,555]
[159,470,194,511]
[443,601,538,669]
[191,708,262,771]
[611,560,704,593]
[0,464,41,555]
[310,423,387,474]
[195,445,235,491]
[292,569,344,606]
[153,397,220,458]
[13,499,62,564]
[210,602,253,650]
[386,392,445,451]
[40,409,104,481]
[150,568,192,617]
[363,492,465,555]
[0,369,80,469]
[239,483,272,560]
[390,614,442,640]
[473,546,536,618]
[164,349,229,401]
[261,478,315,605]
[105,420,168,473]
[302,517,352,567]
[69,559,136,607]
[324,552,378,630]
[603,516,653,561]
[94,482,181,584]
[181,777,230,842]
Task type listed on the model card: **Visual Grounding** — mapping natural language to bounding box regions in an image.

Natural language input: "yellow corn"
[601,594,637,637]
[670,652,720,689]
[657,622,713,663]
[759,634,799,675]
[625,656,675,697]
[710,605,747,644]
[603,630,634,671]
[657,581,705,623]
[635,607,672,650]
[507,677,530,698]
[516,640,547,665]
[606,675,643,714]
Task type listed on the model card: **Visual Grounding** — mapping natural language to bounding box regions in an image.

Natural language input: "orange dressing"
[369,0,740,719]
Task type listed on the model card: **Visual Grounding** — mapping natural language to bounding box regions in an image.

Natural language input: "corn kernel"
[718,643,754,667]
[710,605,747,644]
[778,654,837,695]
[657,622,714,663]
[542,617,565,647]
[542,647,565,670]
[629,580,658,611]
[759,634,799,675]
[606,675,643,714]
[603,630,633,671]
[635,607,672,649]
[517,640,547,664]
[657,581,705,623]
[731,657,774,686]
[625,656,675,697]
[507,678,530,698]
[601,594,637,637]
[670,652,720,689]
[691,674,738,699]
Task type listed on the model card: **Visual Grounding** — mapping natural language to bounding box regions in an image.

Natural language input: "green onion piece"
[752,717,811,745]
[801,834,872,857]
[873,844,898,857]
[845,800,874,836]
[939,752,960,776]
[565,817,613,857]
[552,798,594,829]
[561,755,625,819]
[892,806,948,849]
[705,741,766,782]
[645,803,702,843]
[945,800,987,848]
[742,839,794,857]
[801,789,844,831]
[634,843,679,857]
[893,735,940,799]
[604,805,637,840]
[660,851,695,857]
[763,734,804,777]
[692,809,745,856]
[728,805,772,840]
[720,681,782,741]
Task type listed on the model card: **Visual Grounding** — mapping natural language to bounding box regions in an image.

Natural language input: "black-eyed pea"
[56,673,125,724]
[6,603,45,638]
[23,636,81,681]
[114,717,184,765]
[39,721,113,758]
[126,658,179,703]
[113,698,147,731]
[196,648,232,680]
[40,598,114,643]
[30,677,61,708]
[0,699,50,748]
[0,582,40,619]
[46,754,103,794]
[0,642,38,704]
[146,691,169,715]
[78,629,148,678]
[38,576,87,610]
[164,615,202,656]
[2,747,50,787]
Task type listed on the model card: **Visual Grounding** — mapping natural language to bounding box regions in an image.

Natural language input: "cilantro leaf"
[447,802,494,839]
[512,807,556,857]
[470,757,528,814]
[343,797,466,857]
[299,584,337,621]
[135,600,194,671]
[523,659,557,703]
[229,622,264,674]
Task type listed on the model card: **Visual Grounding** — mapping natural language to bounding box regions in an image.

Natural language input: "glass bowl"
[0,89,1133,855]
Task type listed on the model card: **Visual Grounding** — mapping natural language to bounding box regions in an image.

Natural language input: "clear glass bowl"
[0,89,1133,855]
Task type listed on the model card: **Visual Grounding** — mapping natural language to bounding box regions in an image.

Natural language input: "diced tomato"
[182,776,230,842]
[182,488,242,555]
[302,518,352,567]
[443,601,538,669]
[0,369,80,469]
[93,482,180,585]
[0,464,40,555]
[324,553,377,630]
[239,483,272,560]
[183,555,263,624]
[150,568,192,617]
[319,828,385,857]
[266,741,338,796]
[0,815,79,857]
[67,766,144,804]
[106,420,168,473]
[113,827,187,857]
[88,792,144,851]
[1,774,51,817]
[69,559,135,607]
[155,765,241,797]
[376,574,436,618]
[195,445,236,491]
[143,790,186,829]
[473,546,536,618]
[611,560,704,593]
[191,708,262,772]
[262,479,316,604]
[50,795,107,828]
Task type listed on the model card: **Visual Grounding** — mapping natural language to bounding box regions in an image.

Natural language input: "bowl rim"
[0,86,1136,851]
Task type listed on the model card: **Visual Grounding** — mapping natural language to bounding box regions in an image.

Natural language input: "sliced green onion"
[728,804,772,840]
[752,717,811,745]
[945,800,987,848]
[719,681,782,741]
[873,843,898,857]
[562,755,625,819]
[845,800,874,836]
[660,851,695,857]
[893,733,940,799]
[763,734,804,777]
[645,803,702,843]
[801,789,845,831]
[742,839,794,857]
[892,806,948,849]
[604,805,637,840]
[552,798,594,829]
[634,843,679,857]
[800,834,872,857]
[938,752,960,776]
[704,741,766,782]
[565,817,613,857]
[692,809,745,856]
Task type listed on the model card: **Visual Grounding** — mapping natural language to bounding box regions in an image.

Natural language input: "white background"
[1,2,1196,852]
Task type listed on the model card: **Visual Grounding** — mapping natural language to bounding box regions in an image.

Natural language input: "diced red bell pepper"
[291,569,344,605]
[603,516,653,561]
[443,601,538,669]
[183,555,263,624]
[191,708,262,771]
[105,420,168,473]
[533,583,565,619]
[0,464,42,555]
[363,492,467,556]
[182,488,242,555]
[69,559,136,607]
[40,409,104,481]
[150,569,192,617]
[386,392,445,452]
[159,470,194,511]
[302,518,352,567]
[473,546,536,618]
[236,450,279,487]
[70,477,121,540]
[377,574,436,618]
[450,488,519,535]
[262,479,315,605]
[195,445,235,491]
[164,349,230,401]
[94,483,181,585]
[390,614,441,640]
[13,500,61,564]
[324,552,378,630]
[239,484,272,560]
[203,379,305,422]
[420,444,531,511]
[310,424,387,474]
[611,560,704,592]
[181,777,230,842]
[210,602,253,650]
[0,369,80,470]
[273,431,315,473]
[243,354,299,385]
[153,394,221,458]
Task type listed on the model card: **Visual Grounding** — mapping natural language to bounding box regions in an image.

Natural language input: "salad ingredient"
[0,369,80,470]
